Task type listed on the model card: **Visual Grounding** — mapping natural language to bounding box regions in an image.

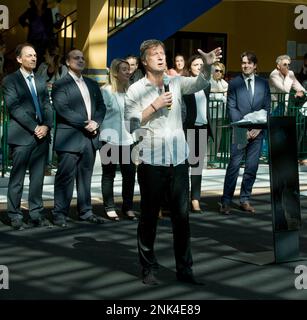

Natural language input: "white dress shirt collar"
[68,71,91,120]
[20,68,37,94]
[242,73,255,94]
[20,67,35,80]
[69,70,84,82]
[242,73,255,82]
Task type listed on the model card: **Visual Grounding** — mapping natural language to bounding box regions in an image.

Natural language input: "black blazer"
[183,84,213,140]
[51,73,106,152]
[2,70,53,145]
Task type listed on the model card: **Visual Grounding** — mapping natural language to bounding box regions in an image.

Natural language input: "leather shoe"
[11,219,29,231]
[29,217,53,228]
[191,208,203,214]
[220,203,231,215]
[142,270,159,285]
[176,272,203,285]
[53,218,67,228]
[81,214,104,224]
[240,202,255,213]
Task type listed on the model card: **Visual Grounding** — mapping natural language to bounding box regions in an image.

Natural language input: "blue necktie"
[27,75,43,123]
[247,78,253,104]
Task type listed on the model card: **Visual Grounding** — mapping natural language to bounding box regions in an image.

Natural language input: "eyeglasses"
[282,63,290,67]
[215,69,223,73]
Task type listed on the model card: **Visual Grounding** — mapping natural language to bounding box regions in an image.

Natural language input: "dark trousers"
[7,139,49,221]
[221,133,263,204]
[186,126,207,201]
[53,139,96,220]
[100,144,136,213]
[137,163,193,274]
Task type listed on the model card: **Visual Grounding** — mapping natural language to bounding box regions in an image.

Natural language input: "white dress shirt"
[243,73,255,96]
[194,90,207,126]
[269,68,306,104]
[209,77,228,119]
[69,71,92,120]
[125,65,211,166]
[20,68,37,95]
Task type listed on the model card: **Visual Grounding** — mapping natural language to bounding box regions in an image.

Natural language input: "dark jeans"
[137,163,193,274]
[100,143,136,213]
[221,132,263,205]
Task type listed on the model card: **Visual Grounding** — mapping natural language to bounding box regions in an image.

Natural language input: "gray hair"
[276,54,291,65]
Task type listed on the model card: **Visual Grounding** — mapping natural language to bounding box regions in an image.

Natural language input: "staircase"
[0,8,76,74]
[107,0,222,64]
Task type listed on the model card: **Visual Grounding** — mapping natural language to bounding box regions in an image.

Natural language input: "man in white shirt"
[125,39,222,285]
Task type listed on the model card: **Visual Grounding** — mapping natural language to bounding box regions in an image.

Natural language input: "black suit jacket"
[183,84,213,140]
[227,74,271,123]
[51,73,106,152]
[2,69,53,145]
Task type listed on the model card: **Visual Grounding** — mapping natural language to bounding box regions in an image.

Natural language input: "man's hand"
[153,92,173,110]
[295,90,305,98]
[247,129,261,140]
[84,120,99,135]
[34,125,49,139]
[197,47,222,65]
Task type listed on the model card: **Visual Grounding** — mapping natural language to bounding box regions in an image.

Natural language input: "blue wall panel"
[107,0,222,65]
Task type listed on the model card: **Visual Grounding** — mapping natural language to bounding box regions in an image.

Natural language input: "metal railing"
[207,91,307,168]
[0,9,77,67]
[0,91,306,176]
[108,0,163,36]
[54,9,77,57]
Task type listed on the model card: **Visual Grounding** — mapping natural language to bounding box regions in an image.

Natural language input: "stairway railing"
[0,9,76,65]
[54,9,77,57]
[108,0,163,36]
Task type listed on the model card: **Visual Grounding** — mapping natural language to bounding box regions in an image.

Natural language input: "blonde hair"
[108,58,130,93]
[212,62,225,74]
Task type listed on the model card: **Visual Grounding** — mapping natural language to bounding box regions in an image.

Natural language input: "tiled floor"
[0,164,307,300]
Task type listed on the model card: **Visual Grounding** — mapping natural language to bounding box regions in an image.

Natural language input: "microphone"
[163,75,171,110]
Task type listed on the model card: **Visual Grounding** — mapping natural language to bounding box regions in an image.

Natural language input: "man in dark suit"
[51,49,106,227]
[220,51,271,215]
[2,43,53,230]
